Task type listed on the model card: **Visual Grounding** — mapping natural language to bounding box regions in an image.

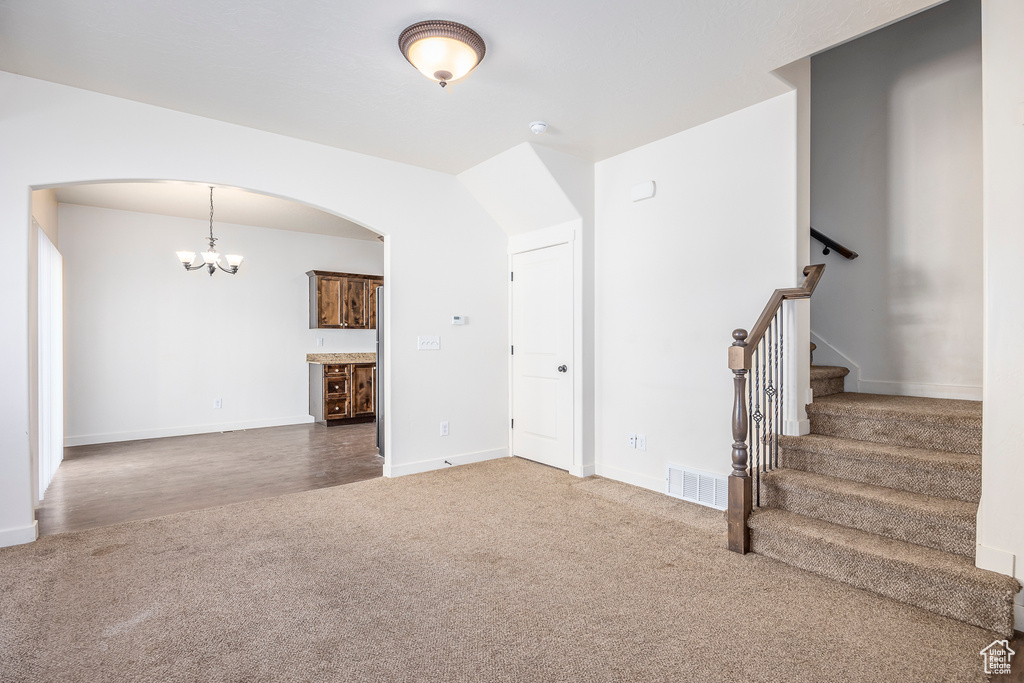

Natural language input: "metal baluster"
[749,344,757,479]
[773,308,780,469]
[778,304,785,469]
[754,338,762,506]
[766,315,774,472]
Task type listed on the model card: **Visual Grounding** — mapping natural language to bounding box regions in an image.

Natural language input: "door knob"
[557,365,567,373]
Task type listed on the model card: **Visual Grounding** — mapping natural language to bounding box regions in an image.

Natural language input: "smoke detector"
[529,121,548,135]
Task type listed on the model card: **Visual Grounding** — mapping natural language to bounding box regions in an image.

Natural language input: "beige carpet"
[0,457,1003,682]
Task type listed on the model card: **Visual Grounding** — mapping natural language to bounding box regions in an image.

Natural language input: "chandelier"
[175,186,243,276]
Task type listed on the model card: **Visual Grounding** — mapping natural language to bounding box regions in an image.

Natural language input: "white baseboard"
[976,544,1016,577]
[0,521,38,548]
[857,380,982,401]
[594,462,664,493]
[810,330,861,390]
[569,463,596,478]
[784,419,810,436]
[65,415,316,447]
[383,448,508,478]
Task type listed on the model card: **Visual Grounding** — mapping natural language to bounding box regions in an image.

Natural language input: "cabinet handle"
[558,365,568,373]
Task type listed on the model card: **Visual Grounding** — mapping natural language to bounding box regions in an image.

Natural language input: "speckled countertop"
[306,353,377,364]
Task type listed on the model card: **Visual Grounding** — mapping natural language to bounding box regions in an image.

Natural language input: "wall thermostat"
[452,315,466,325]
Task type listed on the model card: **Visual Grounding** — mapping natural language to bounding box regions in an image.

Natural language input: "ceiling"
[0,0,941,174]
[53,182,381,241]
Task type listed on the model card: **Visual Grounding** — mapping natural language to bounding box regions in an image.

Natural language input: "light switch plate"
[417,336,440,350]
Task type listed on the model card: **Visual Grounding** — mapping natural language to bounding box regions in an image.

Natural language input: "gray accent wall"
[810,0,982,399]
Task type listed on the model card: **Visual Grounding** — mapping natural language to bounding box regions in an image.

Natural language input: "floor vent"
[666,464,728,510]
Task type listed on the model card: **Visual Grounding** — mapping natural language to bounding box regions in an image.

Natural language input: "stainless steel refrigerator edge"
[375,285,385,457]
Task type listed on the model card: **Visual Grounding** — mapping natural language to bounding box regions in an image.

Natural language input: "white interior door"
[511,243,573,470]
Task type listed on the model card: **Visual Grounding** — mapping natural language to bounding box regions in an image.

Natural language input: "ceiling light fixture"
[399,20,486,89]
[175,186,243,276]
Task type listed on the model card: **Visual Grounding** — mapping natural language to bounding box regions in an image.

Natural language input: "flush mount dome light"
[399,20,485,88]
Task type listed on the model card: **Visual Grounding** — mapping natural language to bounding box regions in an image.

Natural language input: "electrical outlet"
[214,398,223,409]
[628,433,637,448]
[636,434,647,451]
[440,421,449,436]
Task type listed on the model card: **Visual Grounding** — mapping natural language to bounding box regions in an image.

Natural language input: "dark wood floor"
[36,422,382,535]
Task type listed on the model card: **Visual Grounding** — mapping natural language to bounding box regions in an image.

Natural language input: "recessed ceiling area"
[53,182,381,241]
[0,0,943,173]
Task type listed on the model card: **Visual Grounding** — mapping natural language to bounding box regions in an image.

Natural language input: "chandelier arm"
[215,261,239,275]
[183,261,205,271]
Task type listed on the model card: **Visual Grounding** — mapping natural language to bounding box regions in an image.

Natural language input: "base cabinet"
[309,362,376,424]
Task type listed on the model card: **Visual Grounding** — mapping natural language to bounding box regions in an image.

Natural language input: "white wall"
[978,0,1024,613]
[459,143,597,477]
[594,92,799,490]
[59,203,382,444]
[0,72,510,546]
[810,0,984,400]
[28,189,60,509]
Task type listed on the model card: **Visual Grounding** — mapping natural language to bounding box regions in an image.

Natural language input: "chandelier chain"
[208,186,217,247]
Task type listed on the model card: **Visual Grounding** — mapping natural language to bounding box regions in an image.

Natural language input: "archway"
[31,179,390,533]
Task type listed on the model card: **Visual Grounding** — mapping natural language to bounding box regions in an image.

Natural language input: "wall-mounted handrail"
[810,227,858,260]
[726,263,826,554]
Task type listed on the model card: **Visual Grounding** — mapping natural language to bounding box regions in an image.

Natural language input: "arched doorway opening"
[30,179,389,534]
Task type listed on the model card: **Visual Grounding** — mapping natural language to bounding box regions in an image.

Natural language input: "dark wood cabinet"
[315,276,343,327]
[367,277,382,329]
[350,364,375,417]
[309,362,376,424]
[307,271,383,330]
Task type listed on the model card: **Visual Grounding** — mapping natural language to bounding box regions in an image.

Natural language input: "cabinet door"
[367,279,383,329]
[351,364,375,417]
[317,277,343,328]
[342,277,369,329]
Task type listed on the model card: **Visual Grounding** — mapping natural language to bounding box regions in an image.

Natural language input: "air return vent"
[666,464,728,510]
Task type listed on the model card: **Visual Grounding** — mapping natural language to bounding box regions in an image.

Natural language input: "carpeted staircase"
[747,350,1021,636]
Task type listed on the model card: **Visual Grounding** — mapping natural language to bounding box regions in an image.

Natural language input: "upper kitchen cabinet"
[307,270,384,329]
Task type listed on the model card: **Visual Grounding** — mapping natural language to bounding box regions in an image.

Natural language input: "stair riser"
[809,414,981,455]
[779,448,981,503]
[749,526,1016,636]
[760,478,976,557]
[810,377,844,398]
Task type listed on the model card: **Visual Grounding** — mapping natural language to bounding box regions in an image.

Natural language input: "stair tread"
[807,392,982,428]
[778,434,981,470]
[810,365,850,380]
[762,469,977,521]
[748,508,1018,593]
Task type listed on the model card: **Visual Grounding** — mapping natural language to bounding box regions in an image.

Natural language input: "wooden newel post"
[727,328,752,554]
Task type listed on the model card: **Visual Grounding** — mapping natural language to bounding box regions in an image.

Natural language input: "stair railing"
[810,227,858,260]
[727,264,825,554]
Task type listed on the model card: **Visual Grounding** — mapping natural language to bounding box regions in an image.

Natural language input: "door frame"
[507,222,588,477]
